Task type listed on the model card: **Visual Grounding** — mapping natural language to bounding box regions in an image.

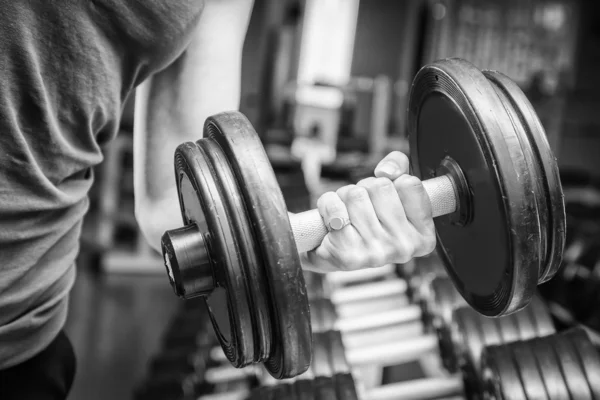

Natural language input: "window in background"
[297,0,360,87]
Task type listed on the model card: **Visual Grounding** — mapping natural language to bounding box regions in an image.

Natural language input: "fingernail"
[378,162,398,176]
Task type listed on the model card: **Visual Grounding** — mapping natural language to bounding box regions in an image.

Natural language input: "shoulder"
[89,0,207,71]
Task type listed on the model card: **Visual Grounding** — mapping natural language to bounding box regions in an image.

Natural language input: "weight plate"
[251,386,268,400]
[481,344,528,400]
[476,307,504,372]
[512,300,539,341]
[447,306,484,377]
[492,310,521,348]
[198,139,272,362]
[270,383,293,400]
[321,300,337,332]
[426,276,467,330]
[293,379,315,400]
[532,336,571,400]
[312,333,333,378]
[174,142,254,366]
[310,299,337,333]
[205,112,311,378]
[567,328,600,399]
[484,71,548,291]
[483,70,566,284]
[327,331,350,375]
[552,331,593,400]
[524,295,555,337]
[510,340,549,400]
[335,374,359,400]
[310,299,325,332]
[314,376,337,400]
[408,58,540,316]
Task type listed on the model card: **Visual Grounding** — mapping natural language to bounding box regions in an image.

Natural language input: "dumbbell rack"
[539,169,600,342]
[133,248,600,400]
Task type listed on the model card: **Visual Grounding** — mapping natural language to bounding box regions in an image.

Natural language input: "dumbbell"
[160,58,566,378]
[481,326,600,400]
[217,293,556,400]
[539,223,600,322]
[135,358,261,400]
[310,276,465,344]
[334,295,554,375]
[248,309,555,400]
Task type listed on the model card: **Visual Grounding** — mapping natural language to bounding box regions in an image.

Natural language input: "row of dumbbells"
[539,173,600,330]
[195,257,600,400]
[134,254,600,400]
[133,298,261,400]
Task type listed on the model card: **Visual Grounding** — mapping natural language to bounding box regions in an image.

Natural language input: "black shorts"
[0,331,77,400]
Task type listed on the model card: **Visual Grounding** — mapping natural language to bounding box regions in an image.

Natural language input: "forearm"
[134,0,254,251]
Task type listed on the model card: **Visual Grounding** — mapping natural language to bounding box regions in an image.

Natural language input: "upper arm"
[133,0,254,204]
[132,0,254,248]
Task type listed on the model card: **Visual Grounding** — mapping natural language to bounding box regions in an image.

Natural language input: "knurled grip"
[289,175,457,253]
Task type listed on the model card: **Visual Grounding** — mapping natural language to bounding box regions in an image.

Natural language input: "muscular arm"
[134,0,254,252]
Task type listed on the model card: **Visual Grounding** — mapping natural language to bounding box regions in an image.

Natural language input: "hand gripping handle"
[289,175,457,253]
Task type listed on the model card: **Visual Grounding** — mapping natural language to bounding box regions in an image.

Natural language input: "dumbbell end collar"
[162,224,214,298]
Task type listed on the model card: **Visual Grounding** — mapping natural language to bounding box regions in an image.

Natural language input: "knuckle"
[335,184,352,199]
[350,253,371,270]
[345,186,370,203]
[422,234,437,254]
[357,177,377,188]
[394,240,415,264]
[317,191,337,206]
[388,151,409,170]
[373,177,394,191]
[399,174,422,187]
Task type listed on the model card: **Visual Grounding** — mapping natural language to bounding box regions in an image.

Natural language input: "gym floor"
[64,250,176,400]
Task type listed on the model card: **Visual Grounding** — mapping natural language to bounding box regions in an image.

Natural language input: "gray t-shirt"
[0,0,204,369]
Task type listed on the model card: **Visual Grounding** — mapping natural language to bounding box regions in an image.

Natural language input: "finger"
[316,191,351,232]
[336,185,382,237]
[374,151,410,180]
[393,174,434,236]
[357,177,408,232]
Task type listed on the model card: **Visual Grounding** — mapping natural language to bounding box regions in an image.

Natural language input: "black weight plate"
[174,142,254,367]
[314,377,337,400]
[409,58,540,316]
[310,299,325,333]
[481,344,528,400]
[524,295,555,337]
[426,276,467,330]
[197,140,272,362]
[270,383,293,400]
[512,299,540,341]
[327,331,350,375]
[206,112,311,378]
[198,139,272,362]
[312,333,333,378]
[447,306,484,376]
[567,328,600,399]
[484,71,548,291]
[320,301,337,333]
[552,331,593,400]
[293,379,315,400]
[532,336,571,400]
[484,70,566,284]
[510,340,549,400]
[335,373,359,400]
[251,386,269,400]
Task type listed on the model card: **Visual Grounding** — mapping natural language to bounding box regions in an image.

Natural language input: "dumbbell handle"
[290,175,457,253]
[198,375,464,400]
[365,376,464,400]
[346,334,438,367]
